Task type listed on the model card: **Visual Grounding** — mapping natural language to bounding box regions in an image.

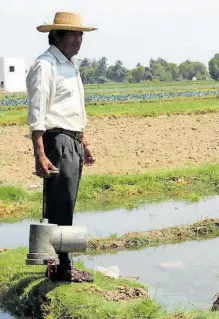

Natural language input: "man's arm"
[82,133,95,166]
[27,60,57,177]
[32,131,57,177]
[32,131,45,158]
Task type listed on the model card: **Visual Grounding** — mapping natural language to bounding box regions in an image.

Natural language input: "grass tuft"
[0,248,218,318]
[87,219,219,253]
[0,163,219,222]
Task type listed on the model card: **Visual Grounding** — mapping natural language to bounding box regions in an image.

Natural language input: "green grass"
[0,185,42,222]
[0,108,27,125]
[77,163,219,209]
[1,163,219,222]
[0,91,26,101]
[84,80,219,95]
[1,97,219,125]
[87,219,219,253]
[0,248,163,319]
[86,97,219,116]
[0,248,218,318]
[0,185,29,203]
[84,80,217,92]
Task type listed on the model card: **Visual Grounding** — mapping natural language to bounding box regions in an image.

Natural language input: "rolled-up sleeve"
[26,59,52,132]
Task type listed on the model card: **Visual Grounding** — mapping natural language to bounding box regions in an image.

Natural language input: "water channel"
[77,238,219,311]
[1,196,219,248]
[0,196,219,315]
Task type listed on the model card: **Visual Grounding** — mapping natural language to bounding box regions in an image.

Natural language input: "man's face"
[58,31,83,58]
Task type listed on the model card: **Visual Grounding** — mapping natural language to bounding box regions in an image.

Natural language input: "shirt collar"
[49,45,79,70]
[49,45,69,63]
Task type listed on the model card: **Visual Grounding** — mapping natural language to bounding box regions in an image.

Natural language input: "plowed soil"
[1,113,219,188]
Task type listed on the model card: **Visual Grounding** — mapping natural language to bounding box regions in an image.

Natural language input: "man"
[27,12,97,282]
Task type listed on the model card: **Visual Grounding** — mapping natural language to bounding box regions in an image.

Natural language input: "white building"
[0,57,26,92]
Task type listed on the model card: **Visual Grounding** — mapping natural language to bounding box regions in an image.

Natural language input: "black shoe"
[45,265,94,283]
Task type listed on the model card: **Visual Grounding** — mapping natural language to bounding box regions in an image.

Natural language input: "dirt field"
[1,113,219,188]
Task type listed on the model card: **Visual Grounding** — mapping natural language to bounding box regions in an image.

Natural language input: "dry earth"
[0,113,219,188]
[79,286,149,302]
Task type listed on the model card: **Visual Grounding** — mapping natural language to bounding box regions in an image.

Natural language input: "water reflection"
[77,237,219,310]
[77,195,219,237]
[0,312,14,319]
[1,196,219,248]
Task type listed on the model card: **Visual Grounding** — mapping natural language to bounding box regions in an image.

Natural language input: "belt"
[46,128,84,141]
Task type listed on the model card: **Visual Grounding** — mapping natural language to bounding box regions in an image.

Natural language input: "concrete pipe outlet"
[26,219,88,265]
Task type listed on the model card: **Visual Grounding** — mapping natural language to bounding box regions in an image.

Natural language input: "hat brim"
[37,24,97,32]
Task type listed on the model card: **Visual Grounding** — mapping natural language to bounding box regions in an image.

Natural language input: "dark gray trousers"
[43,131,84,266]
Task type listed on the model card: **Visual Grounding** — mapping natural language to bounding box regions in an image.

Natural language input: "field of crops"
[0,80,219,105]
[1,80,219,125]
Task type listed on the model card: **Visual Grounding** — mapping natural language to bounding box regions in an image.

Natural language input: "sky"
[1,0,219,69]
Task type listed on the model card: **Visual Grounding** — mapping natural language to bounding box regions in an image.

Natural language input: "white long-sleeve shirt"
[26,45,87,133]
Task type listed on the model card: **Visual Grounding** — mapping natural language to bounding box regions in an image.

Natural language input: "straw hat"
[37,12,97,33]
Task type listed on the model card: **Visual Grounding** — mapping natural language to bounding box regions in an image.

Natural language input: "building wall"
[2,58,26,92]
[0,58,5,89]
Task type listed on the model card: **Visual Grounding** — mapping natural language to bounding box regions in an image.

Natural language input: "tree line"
[79,54,219,84]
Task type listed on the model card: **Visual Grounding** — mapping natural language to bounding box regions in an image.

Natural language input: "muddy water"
[1,196,219,248]
[77,237,219,311]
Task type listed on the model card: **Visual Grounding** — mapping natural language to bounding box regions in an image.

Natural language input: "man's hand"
[82,133,95,166]
[35,154,58,178]
[32,131,58,178]
[84,145,95,166]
